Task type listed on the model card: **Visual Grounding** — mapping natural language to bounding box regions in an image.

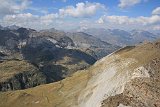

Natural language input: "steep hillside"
[0,40,159,107]
[0,27,97,91]
[31,29,120,59]
[21,37,96,82]
[66,32,120,59]
[0,60,47,92]
[0,36,96,91]
[0,26,120,61]
[0,28,35,60]
[30,30,75,48]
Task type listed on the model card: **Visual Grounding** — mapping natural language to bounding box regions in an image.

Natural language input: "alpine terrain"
[0,26,119,91]
[0,0,160,106]
[0,40,159,107]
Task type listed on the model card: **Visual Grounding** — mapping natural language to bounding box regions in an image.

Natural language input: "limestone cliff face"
[0,40,159,107]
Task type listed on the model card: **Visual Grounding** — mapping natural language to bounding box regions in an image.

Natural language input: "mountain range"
[0,25,160,107]
[82,28,160,46]
[0,25,119,91]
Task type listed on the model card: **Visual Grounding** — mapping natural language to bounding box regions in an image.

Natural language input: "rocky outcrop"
[101,58,160,107]
[0,71,47,91]
[0,60,47,92]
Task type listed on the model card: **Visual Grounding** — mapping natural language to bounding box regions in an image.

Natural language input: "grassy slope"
[0,60,47,91]
[0,41,160,107]
[0,60,39,82]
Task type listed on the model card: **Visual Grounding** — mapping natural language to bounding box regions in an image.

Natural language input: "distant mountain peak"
[7,25,20,30]
[81,28,159,46]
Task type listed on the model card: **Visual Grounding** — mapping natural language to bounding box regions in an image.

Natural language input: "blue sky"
[27,0,160,17]
[0,0,160,31]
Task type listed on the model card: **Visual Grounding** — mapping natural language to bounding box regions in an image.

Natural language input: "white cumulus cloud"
[1,13,59,29]
[97,15,160,30]
[153,25,160,30]
[98,15,160,25]
[152,7,160,15]
[59,2,106,17]
[118,0,141,8]
[0,1,107,30]
[0,0,31,17]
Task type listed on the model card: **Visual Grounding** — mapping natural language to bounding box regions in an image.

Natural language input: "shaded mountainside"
[0,27,120,60]
[0,40,159,107]
[0,30,97,91]
[0,28,35,59]
[66,32,120,59]
[21,37,96,83]
[1,26,115,91]
[31,29,120,59]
